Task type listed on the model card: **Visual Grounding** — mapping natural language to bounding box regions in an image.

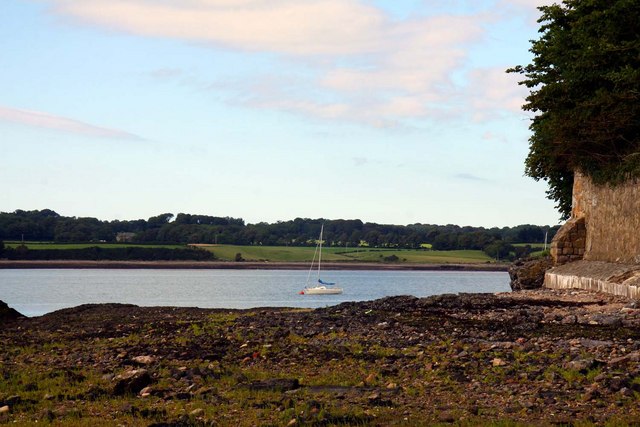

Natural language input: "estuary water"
[0,269,510,317]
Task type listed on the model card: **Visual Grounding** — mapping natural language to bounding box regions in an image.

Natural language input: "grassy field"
[196,244,493,264]
[4,241,496,264]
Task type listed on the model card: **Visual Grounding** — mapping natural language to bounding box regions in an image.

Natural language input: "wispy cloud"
[352,157,368,166]
[454,173,489,182]
[148,68,183,80]
[466,67,530,121]
[47,0,388,56]
[40,0,547,127]
[0,105,143,140]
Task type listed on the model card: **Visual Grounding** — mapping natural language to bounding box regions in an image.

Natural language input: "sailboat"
[299,224,343,295]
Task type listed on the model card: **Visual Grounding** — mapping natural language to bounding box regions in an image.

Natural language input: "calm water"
[0,269,510,317]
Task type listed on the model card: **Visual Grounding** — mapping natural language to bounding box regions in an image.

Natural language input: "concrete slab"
[545,260,640,299]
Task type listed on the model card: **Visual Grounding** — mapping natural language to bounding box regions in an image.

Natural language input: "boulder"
[509,257,553,291]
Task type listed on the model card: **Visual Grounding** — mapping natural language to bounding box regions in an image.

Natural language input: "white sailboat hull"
[303,286,343,295]
[300,224,343,295]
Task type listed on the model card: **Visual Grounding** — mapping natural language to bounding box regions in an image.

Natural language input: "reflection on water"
[0,269,510,317]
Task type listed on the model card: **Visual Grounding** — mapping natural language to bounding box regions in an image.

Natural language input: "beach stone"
[492,358,507,367]
[364,373,377,386]
[190,408,205,417]
[608,377,629,392]
[139,386,153,397]
[588,314,623,327]
[112,369,152,396]
[582,385,600,402]
[564,358,595,372]
[609,352,640,368]
[132,355,155,365]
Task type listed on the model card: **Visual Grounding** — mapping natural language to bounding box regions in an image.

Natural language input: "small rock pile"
[509,256,553,290]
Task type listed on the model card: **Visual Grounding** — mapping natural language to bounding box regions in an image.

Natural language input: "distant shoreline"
[0,260,509,271]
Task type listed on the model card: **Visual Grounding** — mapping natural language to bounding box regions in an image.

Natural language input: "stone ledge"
[545,260,640,299]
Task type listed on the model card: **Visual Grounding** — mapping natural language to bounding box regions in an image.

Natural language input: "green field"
[4,242,496,264]
[513,243,546,249]
[198,244,493,264]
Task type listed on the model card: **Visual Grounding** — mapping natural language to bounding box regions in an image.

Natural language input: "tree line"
[0,244,215,262]
[0,209,559,254]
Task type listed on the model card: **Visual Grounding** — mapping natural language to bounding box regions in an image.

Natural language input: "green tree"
[483,241,515,261]
[509,0,640,219]
[147,213,174,229]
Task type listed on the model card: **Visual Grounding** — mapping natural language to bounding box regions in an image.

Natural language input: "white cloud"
[40,0,545,126]
[47,0,388,55]
[466,67,530,121]
[500,0,555,9]
[0,105,143,140]
[148,68,183,80]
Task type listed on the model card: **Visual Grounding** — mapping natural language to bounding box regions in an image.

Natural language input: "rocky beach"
[2,288,640,426]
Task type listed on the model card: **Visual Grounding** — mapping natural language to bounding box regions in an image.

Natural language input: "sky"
[0,0,561,227]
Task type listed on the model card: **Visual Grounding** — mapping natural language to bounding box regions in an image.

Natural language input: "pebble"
[139,386,153,397]
[132,355,155,365]
[492,358,507,367]
[189,408,205,417]
[364,373,376,385]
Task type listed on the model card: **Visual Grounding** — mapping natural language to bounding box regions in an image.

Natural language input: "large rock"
[509,257,553,291]
[0,301,24,323]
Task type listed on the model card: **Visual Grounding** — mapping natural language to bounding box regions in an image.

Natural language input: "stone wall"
[550,217,586,265]
[545,173,640,297]
[572,173,640,264]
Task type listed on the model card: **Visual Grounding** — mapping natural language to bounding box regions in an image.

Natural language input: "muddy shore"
[2,289,640,425]
[0,260,508,271]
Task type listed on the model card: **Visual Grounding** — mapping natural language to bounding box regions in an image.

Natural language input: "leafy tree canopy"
[509,0,640,219]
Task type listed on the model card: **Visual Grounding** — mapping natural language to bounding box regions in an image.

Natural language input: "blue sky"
[0,0,559,227]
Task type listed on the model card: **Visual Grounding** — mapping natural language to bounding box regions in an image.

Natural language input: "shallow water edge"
[0,260,508,271]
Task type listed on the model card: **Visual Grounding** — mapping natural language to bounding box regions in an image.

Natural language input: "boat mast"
[317,223,323,280]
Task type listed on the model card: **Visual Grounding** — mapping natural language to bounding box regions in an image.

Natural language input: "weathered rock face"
[0,301,24,323]
[509,257,554,291]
